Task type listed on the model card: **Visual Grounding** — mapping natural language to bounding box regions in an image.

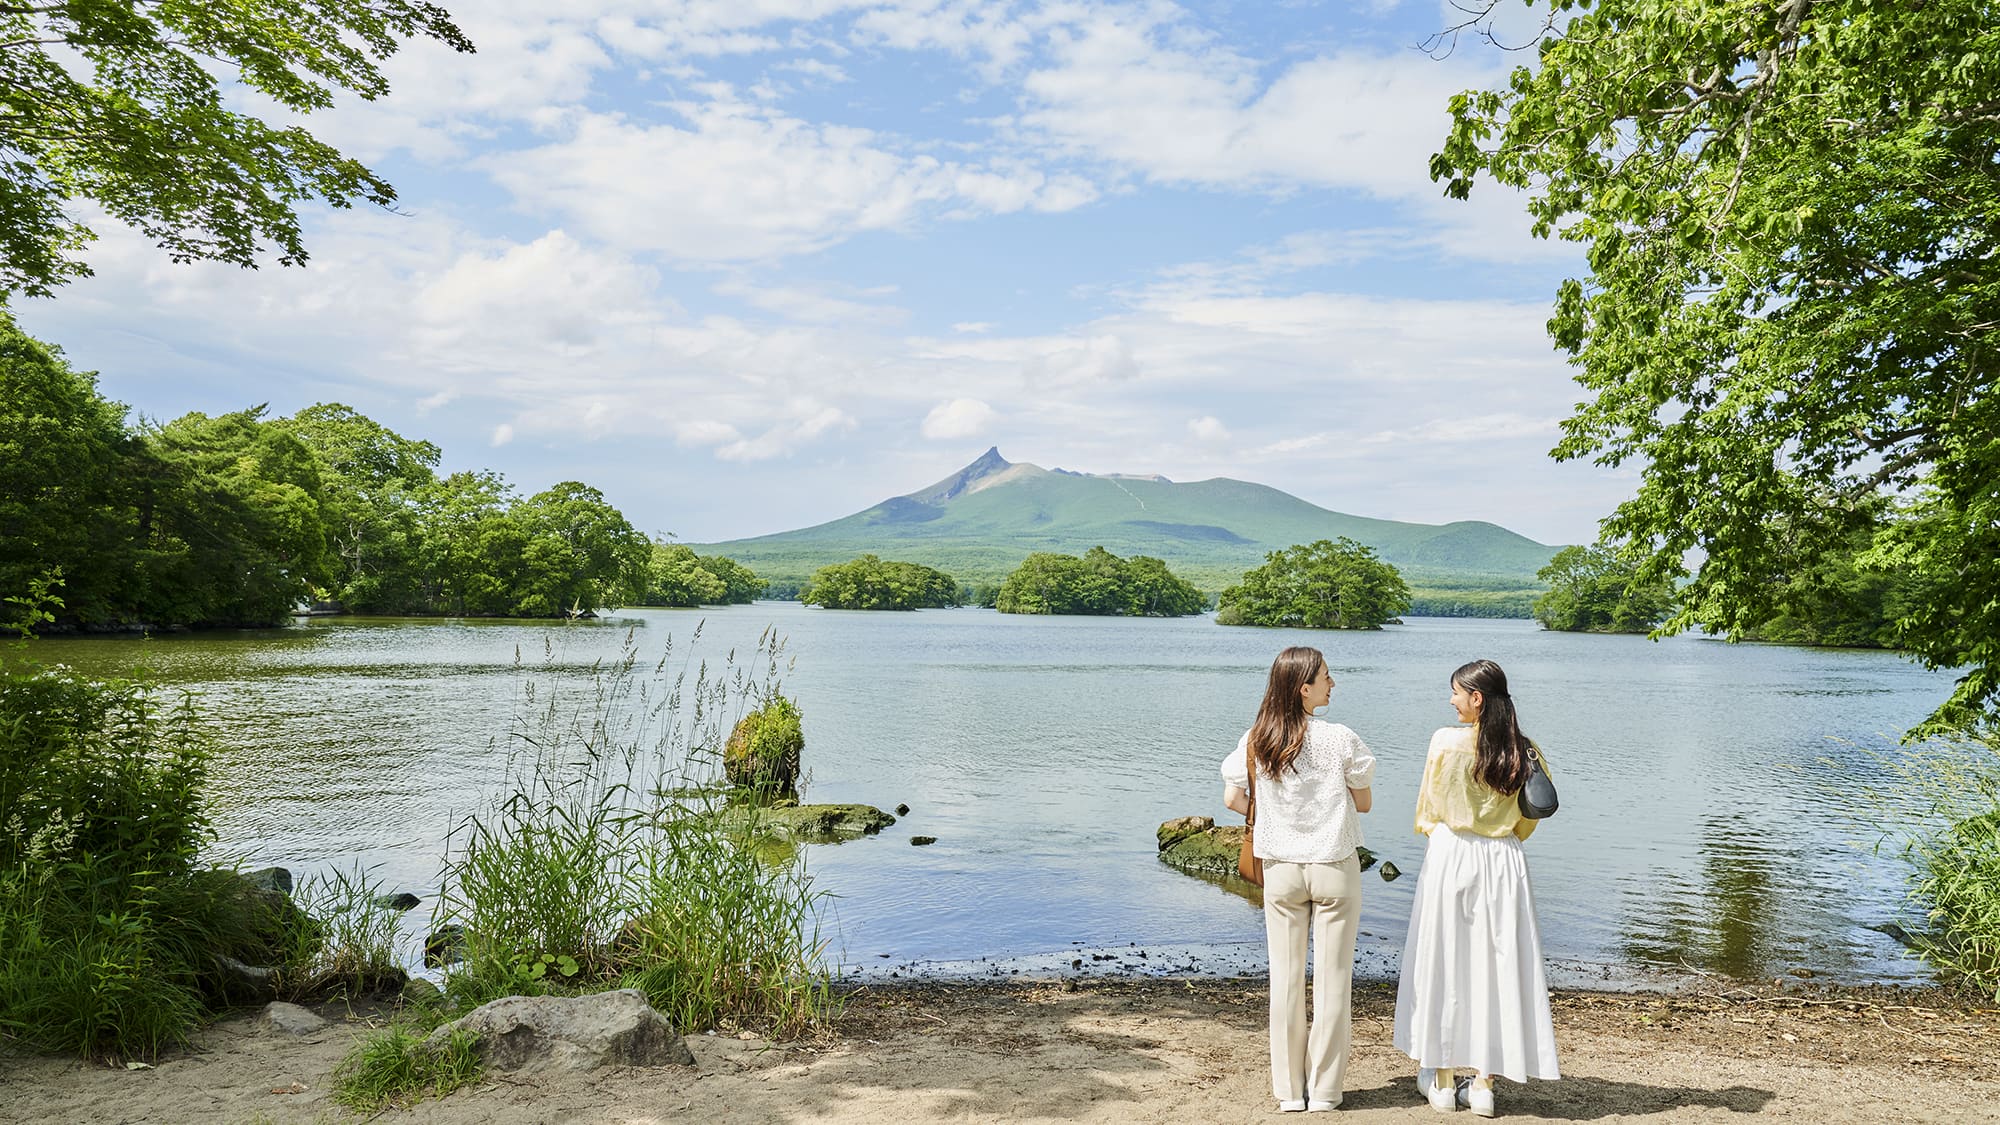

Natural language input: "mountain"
[693,449,1564,614]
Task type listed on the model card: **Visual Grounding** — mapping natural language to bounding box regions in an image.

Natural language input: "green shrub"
[722,695,804,798]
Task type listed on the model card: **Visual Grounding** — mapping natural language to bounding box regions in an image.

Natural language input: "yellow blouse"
[1412,724,1543,841]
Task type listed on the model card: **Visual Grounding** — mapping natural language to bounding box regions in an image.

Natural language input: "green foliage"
[0,316,133,632]
[0,0,473,301]
[800,555,959,610]
[1707,522,1920,648]
[279,866,404,1000]
[0,667,293,1058]
[641,543,764,607]
[1533,545,1674,634]
[332,1025,482,1113]
[0,322,655,624]
[723,696,804,798]
[434,630,838,1037]
[994,546,1204,617]
[135,408,333,626]
[1216,538,1411,630]
[1434,0,2000,731]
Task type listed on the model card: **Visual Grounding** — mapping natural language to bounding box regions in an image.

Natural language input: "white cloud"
[485,95,1096,264]
[922,398,997,439]
[717,402,858,461]
[1188,415,1230,442]
[676,419,744,446]
[491,423,515,446]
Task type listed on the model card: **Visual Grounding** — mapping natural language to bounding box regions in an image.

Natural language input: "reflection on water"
[21,607,1958,985]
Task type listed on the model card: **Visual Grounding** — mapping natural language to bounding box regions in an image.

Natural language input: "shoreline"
[5,976,1991,1124]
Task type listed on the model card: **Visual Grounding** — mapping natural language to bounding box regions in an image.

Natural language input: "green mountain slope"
[695,449,1562,613]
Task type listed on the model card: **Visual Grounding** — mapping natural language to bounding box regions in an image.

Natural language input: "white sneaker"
[1306,1098,1340,1112]
[1278,1099,1307,1112]
[1458,1075,1495,1118]
[1418,1068,1459,1112]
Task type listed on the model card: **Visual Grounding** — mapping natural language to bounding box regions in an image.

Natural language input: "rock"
[722,697,804,798]
[720,803,896,842]
[1356,846,1378,872]
[258,1002,328,1036]
[1789,967,1817,979]
[426,989,695,1073]
[212,954,280,1003]
[374,892,421,911]
[895,803,911,816]
[244,867,294,895]
[1157,821,1248,876]
[910,836,937,846]
[424,924,467,968]
[401,977,444,1006]
[1156,816,1215,851]
[1867,921,1917,948]
[1379,861,1401,881]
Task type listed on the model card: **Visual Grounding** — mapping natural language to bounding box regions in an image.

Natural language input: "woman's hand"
[1349,786,1372,813]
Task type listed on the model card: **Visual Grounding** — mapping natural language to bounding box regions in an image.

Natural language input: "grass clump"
[332,1023,481,1112]
[1874,733,2000,1000]
[278,865,406,1000]
[434,625,839,1036]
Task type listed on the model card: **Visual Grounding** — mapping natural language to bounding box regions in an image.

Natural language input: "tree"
[1706,521,1918,649]
[0,313,134,629]
[1216,538,1410,629]
[994,547,1204,616]
[508,482,650,617]
[641,544,762,608]
[800,556,958,610]
[1433,0,2000,732]
[276,404,440,613]
[1532,545,1674,634]
[0,0,473,301]
[134,408,331,626]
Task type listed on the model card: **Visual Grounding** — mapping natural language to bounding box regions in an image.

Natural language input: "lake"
[32,605,1957,987]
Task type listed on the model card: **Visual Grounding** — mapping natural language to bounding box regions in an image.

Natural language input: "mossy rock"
[720,802,897,843]
[723,696,804,798]
[1155,817,1379,876]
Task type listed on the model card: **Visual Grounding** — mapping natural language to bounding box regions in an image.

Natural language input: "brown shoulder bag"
[1237,754,1264,886]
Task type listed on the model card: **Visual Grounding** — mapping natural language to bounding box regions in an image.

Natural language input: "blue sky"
[16,0,1633,547]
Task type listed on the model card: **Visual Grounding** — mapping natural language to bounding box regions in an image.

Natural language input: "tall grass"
[279,865,405,999]
[433,625,839,1033]
[1873,733,2000,1000]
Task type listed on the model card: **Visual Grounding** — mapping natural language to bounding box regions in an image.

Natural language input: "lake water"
[32,605,1958,987]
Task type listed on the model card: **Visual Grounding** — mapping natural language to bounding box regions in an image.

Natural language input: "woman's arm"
[1223,783,1250,817]
[1349,786,1372,813]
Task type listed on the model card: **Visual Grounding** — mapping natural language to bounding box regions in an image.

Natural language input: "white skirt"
[1392,826,1560,1082]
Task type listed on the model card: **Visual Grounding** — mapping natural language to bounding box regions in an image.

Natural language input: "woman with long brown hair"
[1393,658,1559,1116]
[1221,645,1375,1112]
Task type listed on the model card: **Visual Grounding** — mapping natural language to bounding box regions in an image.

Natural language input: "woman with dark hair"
[1221,646,1376,1112]
[1393,658,1559,1116]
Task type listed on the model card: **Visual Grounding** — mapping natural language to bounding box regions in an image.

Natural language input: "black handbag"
[1518,745,1558,819]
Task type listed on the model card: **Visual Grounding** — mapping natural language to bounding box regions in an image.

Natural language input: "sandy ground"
[3,978,1997,1124]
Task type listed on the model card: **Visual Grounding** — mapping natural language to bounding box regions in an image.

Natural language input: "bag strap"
[1245,746,1257,828]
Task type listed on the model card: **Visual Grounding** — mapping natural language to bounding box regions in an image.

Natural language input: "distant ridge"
[695,449,1563,613]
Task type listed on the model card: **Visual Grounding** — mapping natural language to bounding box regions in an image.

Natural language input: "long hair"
[1247,646,1325,779]
[1454,658,1531,795]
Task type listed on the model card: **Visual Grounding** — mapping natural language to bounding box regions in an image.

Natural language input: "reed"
[1872,733,2000,1000]
[432,625,840,1032]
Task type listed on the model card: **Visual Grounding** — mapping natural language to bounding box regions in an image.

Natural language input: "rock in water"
[1156,816,1215,851]
[426,989,695,1073]
[1378,861,1401,881]
[895,803,911,816]
[910,836,937,846]
[424,924,467,968]
[374,892,421,911]
[719,802,896,842]
[244,867,294,895]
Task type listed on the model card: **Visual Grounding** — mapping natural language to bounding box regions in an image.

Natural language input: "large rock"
[426,989,695,1073]
[720,802,896,842]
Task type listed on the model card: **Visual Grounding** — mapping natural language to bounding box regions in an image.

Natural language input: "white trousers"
[1262,853,1362,1104]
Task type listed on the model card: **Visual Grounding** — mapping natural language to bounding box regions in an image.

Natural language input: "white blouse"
[1220,719,1376,864]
